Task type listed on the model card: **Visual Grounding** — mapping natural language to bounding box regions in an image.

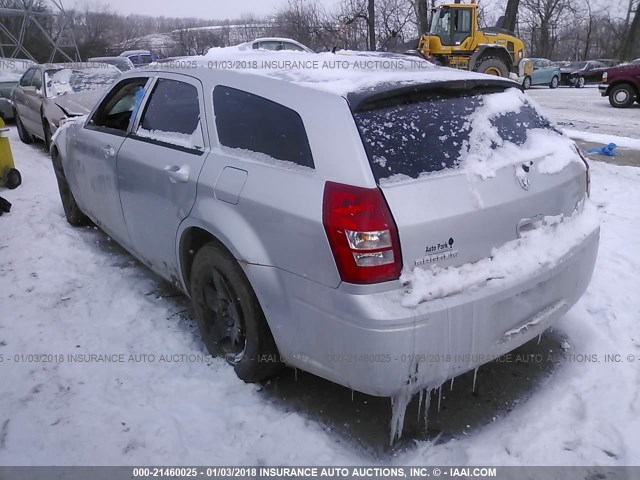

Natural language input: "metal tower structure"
[0,0,80,61]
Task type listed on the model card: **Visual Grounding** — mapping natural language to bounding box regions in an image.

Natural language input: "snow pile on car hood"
[401,199,600,308]
[200,49,504,95]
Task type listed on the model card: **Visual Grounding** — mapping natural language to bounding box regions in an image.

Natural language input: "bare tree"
[414,0,429,36]
[503,0,520,31]
[621,1,640,59]
[519,0,575,58]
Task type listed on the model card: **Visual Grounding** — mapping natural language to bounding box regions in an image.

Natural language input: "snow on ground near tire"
[1,125,640,465]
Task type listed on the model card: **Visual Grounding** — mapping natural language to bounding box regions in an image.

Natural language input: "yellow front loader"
[418,1,532,78]
[0,117,21,190]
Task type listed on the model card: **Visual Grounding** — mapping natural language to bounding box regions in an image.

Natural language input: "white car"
[236,37,314,53]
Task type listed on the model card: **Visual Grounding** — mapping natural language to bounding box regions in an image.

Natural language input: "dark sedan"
[559,60,607,88]
[11,62,122,149]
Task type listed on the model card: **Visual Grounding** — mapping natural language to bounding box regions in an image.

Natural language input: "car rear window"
[213,85,314,169]
[353,88,559,182]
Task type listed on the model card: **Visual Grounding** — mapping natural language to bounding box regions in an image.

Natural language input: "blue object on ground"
[586,143,618,156]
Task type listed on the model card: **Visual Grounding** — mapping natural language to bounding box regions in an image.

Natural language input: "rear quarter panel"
[182,73,376,290]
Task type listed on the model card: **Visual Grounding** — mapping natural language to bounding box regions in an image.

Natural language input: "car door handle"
[164,165,190,183]
[104,146,116,157]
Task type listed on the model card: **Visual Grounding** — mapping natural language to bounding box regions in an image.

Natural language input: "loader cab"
[429,5,476,47]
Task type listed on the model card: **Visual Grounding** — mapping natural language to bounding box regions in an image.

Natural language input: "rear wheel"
[3,168,21,189]
[523,76,532,90]
[550,76,559,89]
[608,84,636,108]
[51,150,89,226]
[190,242,281,382]
[475,57,509,77]
[14,111,33,144]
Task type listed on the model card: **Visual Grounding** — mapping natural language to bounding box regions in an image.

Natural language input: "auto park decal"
[415,237,459,266]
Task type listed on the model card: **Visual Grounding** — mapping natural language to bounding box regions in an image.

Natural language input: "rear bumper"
[250,225,600,398]
[599,84,609,96]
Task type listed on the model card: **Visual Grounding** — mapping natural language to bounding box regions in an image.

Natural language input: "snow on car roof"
[171,49,517,98]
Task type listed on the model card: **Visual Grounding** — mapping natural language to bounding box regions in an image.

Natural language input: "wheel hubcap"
[202,269,246,361]
[486,67,501,76]
[615,91,629,103]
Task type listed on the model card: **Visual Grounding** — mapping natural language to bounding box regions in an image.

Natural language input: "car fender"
[175,203,276,293]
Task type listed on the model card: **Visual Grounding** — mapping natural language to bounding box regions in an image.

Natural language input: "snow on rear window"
[355,88,577,183]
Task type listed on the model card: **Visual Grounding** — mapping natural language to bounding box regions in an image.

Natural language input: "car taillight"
[575,145,591,197]
[323,181,402,284]
[602,71,608,83]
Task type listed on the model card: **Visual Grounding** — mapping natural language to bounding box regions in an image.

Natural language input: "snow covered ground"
[528,85,640,140]
[1,89,640,466]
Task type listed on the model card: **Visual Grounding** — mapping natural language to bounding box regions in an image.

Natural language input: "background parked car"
[600,62,640,108]
[559,60,608,87]
[520,58,561,89]
[632,59,640,65]
[119,50,156,67]
[235,37,314,53]
[0,58,34,121]
[12,62,122,148]
[88,56,135,72]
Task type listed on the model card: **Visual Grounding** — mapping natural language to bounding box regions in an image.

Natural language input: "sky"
[83,0,342,20]
[77,0,628,22]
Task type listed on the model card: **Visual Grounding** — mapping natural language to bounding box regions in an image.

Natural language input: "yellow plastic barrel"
[0,117,21,189]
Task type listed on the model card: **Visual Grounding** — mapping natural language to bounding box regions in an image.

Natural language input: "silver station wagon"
[51,52,599,399]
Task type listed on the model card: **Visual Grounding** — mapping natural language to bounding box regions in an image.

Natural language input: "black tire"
[14,111,33,144]
[190,242,281,382]
[608,84,636,108]
[523,76,532,90]
[42,116,52,151]
[4,168,21,189]
[550,76,559,89]
[51,150,89,226]
[575,76,585,88]
[475,57,509,77]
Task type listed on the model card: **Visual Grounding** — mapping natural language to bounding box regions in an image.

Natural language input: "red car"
[599,62,640,108]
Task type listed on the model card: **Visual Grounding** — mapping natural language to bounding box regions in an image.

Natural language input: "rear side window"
[20,68,35,87]
[353,88,558,182]
[137,78,203,150]
[213,86,314,169]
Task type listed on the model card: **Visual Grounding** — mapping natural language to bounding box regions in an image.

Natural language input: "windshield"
[566,61,587,70]
[430,9,450,35]
[429,7,472,46]
[353,88,562,182]
[45,66,122,97]
[0,59,34,82]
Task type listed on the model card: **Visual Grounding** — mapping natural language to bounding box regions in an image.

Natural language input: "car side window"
[136,78,204,151]
[283,43,305,51]
[20,68,35,87]
[258,41,283,51]
[30,70,43,92]
[213,86,315,169]
[90,77,149,132]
